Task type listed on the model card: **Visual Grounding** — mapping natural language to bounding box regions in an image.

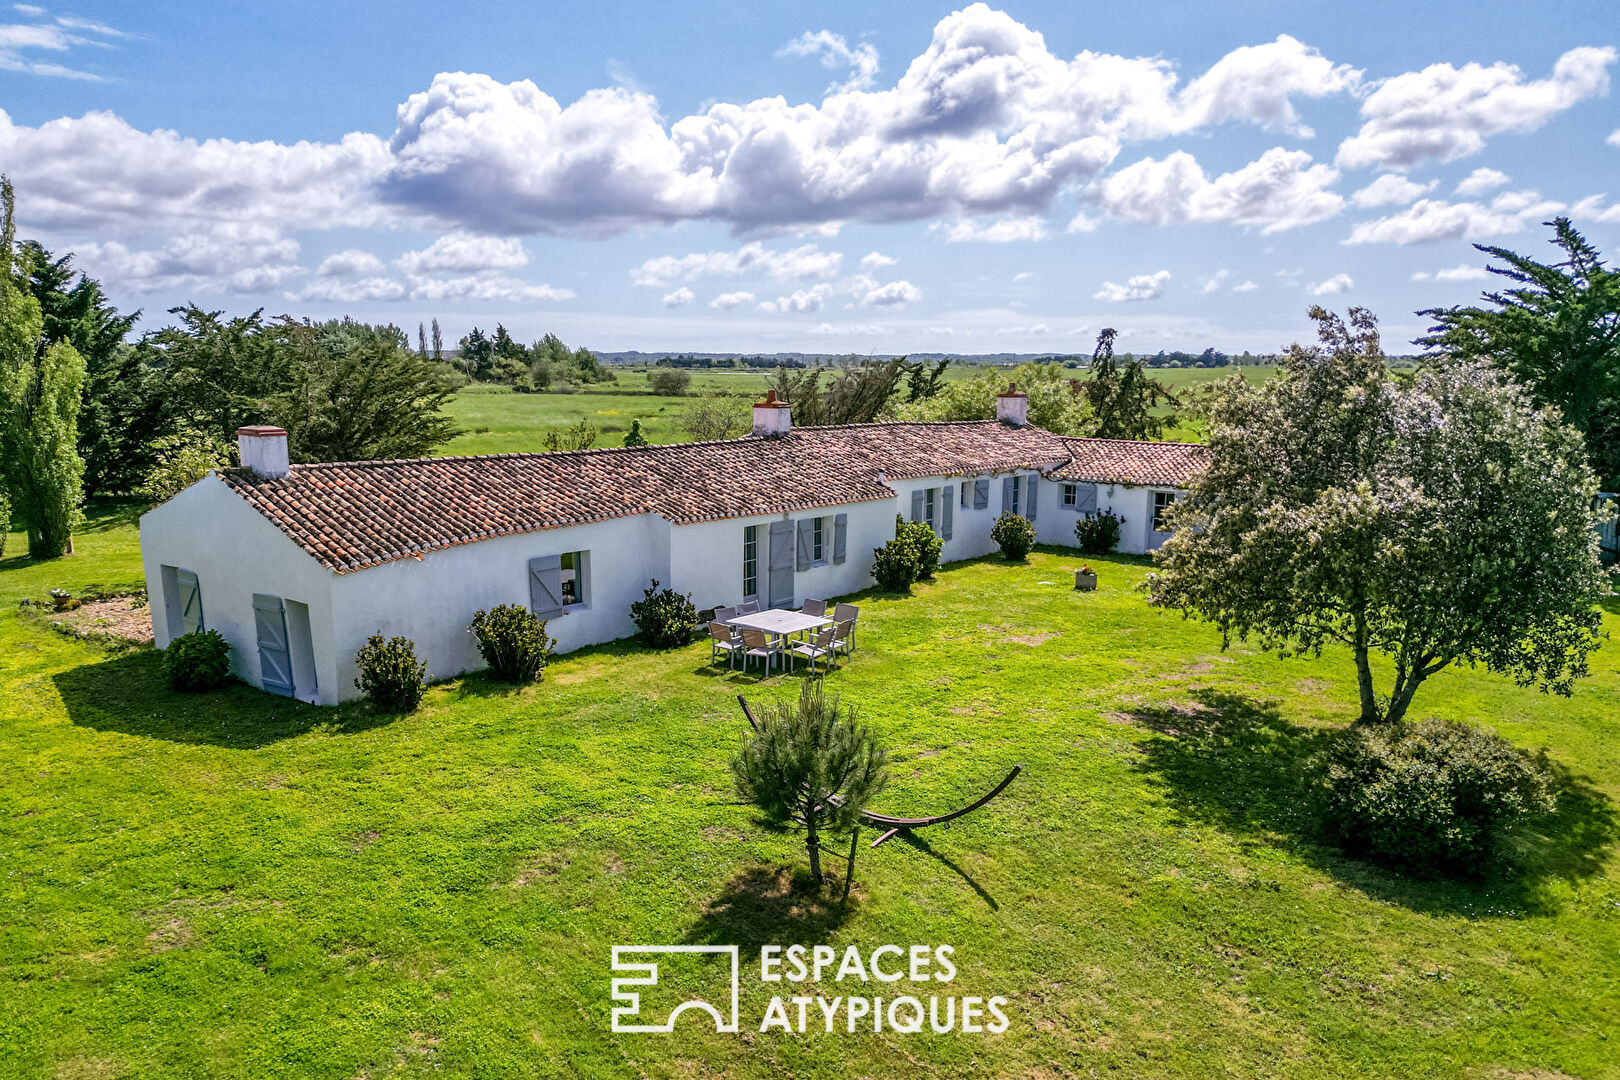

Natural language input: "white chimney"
[237,425,290,479]
[752,390,793,438]
[995,382,1029,427]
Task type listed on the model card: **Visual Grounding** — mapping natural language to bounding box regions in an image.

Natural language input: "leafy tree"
[137,429,234,503]
[458,326,494,381]
[271,319,462,462]
[731,681,888,886]
[679,395,749,441]
[621,418,650,447]
[430,318,443,361]
[542,417,597,451]
[647,366,691,395]
[1147,306,1608,725]
[18,241,149,497]
[1083,328,1178,440]
[1418,218,1620,488]
[142,306,283,440]
[491,323,528,384]
[893,360,1091,434]
[417,322,428,357]
[0,179,87,557]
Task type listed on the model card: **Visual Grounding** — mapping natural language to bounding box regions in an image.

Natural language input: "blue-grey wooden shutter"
[833,513,847,564]
[796,517,813,571]
[974,477,989,509]
[1027,473,1039,521]
[1002,475,1016,515]
[910,489,924,522]
[176,569,203,634]
[1076,483,1098,514]
[941,488,953,540]
[768,520,795,609]
[528,554,565,619]
[253,593,293,697]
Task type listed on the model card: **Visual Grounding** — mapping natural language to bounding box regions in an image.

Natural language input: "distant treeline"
[653,354,805,370]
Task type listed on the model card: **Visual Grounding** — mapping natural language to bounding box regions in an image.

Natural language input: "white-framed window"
[743,525,759,598]
[1152,491,1177,532]
[1008,475,1022,516]
[560,551,585,606]
[1062,483,1078,507]
[961,480,971,507]
[924,487,938,532]
[812,517,826,563]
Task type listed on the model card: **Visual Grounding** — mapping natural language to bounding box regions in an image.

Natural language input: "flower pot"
[1075,571,1097,592]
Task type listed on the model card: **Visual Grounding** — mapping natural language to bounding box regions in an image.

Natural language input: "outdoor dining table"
[724,608,833,651]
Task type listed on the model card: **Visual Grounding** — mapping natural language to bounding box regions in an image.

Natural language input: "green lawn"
[3,506,1618,1079]
[438,366,1282,455]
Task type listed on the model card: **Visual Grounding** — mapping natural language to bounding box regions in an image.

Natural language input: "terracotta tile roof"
[217,421,1067,572]
[1048,437,1208,487]
[216,421,1196,573]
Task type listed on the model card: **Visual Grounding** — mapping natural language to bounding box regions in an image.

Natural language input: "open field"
[438,366,1280,455]
[2,504,1618,1079]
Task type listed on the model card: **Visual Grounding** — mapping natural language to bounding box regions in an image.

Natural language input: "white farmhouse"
[139,386,1205,704]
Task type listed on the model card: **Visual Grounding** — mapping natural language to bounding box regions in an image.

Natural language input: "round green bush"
[991,512,1037,561]
[630,579,700,648]
[898,517,943,581]
[354,634,427,712]
[469,604,555,682]
[163,629,232,691]
[872,515,941,592]
[1074,510,1124,555]
[1311,718,1556,875]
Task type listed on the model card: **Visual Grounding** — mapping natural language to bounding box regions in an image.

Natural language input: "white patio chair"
[740,628,777,674]
[831,618,855,658]
[833,603,860,651]
[709,621,742,669]
[801,598,827,617]
[791,626,838,675]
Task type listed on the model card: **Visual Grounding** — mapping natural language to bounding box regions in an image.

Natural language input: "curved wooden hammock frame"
[737,694,1022,847]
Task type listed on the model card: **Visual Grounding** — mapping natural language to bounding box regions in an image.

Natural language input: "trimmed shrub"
[991,512,1037,561]
[354,634,427,712]
[899,517,943,581]
[1311,719,1557,874]
[872,514,941,592]
[1075,510,1124,555]
[648,367,691,396]
[631,579,700,648]
[469,604,555,682]
[163,629,232,691]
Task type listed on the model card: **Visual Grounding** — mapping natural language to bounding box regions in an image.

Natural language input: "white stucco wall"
[327,512,669,698]
[1035,479,1182,554]
[140,476,341,702]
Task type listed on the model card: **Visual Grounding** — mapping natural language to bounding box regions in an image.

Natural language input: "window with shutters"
[1009,476,1022,516]
[1152,491,1176,532]
[812,517,825,563]
[924,487,938,532]
[560,551,585,606]
[961,481,970,507]
[743,525,758,598]
[1062,483,1077,507]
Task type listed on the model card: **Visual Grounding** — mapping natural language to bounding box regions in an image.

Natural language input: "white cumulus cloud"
[1337,46,1616,170]
[709,290,756,310]
[859,250,897,270]
[1091,147,1344,233]
[397,232,528,274]
[1309,272,1353,295]
[661,286,694,307]
[1094,269,1170,302]
[406,275,573,302]
[1351,173,1436,208]
[1346,190,1564,244]
[861,279,921,306]
[933,216,1049,243]
[315,249,385,277]
[1454,167,1510,196]
[777,30,881,93]
[632,242,841,286]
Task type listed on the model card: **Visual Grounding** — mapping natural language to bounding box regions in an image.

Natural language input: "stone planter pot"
[1074,571,1097,592]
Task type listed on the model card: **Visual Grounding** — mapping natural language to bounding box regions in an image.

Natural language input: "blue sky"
[3,1,1618,354]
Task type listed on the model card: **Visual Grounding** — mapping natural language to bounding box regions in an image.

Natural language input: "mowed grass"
[3,506,1618,1079]
[437,365,1282,455]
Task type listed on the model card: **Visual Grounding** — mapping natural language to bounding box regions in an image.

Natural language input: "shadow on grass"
[684,863,857,950]
[893,831,999,910]
[1130,689,1618,917]
[51,647,395,748]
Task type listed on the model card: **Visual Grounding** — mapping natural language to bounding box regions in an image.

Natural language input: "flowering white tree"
[1147,306,1609,725]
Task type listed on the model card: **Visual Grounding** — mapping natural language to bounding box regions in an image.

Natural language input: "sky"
[2,0,1618,355]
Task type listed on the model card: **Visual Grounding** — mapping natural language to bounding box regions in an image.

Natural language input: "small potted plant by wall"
[1074,565,1097,592]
